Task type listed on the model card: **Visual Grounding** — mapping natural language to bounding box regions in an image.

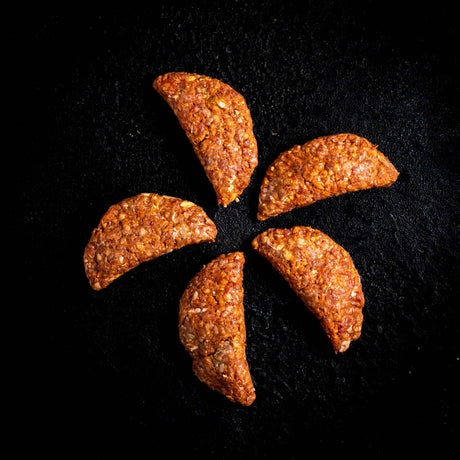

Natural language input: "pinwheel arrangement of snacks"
[83,72,399,406]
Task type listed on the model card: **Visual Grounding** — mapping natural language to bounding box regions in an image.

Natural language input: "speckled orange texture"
[83,193,217,290]
[153,72,258,207]
[179,252,255,406]
[257,133,399,220]
[252,226,365,353]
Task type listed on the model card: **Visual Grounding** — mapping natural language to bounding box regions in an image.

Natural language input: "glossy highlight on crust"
[179,252,256,405]
[83,193,217,290]
[252,226,365,353]
[257,133,399,220]
[153,72,258,207]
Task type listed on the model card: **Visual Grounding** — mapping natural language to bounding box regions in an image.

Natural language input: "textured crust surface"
[179,252,255,405]
[153,72,258,207]
[257,133,399,220]
[84,193,217,290]
[252,226,364,353]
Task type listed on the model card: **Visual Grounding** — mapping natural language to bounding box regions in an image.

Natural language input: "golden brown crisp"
[83,193,217,290]
[153,72,258,207]
[252,226,364,353]
[179,252,256,405]
[257,133,399,220]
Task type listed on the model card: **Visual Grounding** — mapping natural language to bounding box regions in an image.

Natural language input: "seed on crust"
[179,252,256,406]
[257,133,399,220]
[252,226,365,353]
[153,72,258,207]
[83,193,217,290]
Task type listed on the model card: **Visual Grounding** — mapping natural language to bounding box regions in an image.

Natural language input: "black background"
[12,1,459,457]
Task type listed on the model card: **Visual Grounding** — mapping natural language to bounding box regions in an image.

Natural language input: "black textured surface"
[13,1,459,457]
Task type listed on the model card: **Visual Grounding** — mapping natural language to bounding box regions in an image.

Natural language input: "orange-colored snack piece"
[257,133,399,220]
[83,193,217,290]
[179,252,256,405]
[252,226,365,353]
[153,72,258,207]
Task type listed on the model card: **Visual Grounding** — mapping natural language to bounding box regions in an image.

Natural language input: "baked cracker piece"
[179,252,256,406]
[257,133,399,220]
[153,72,258,207]
[252,226,364,353]
[84,193,217,290]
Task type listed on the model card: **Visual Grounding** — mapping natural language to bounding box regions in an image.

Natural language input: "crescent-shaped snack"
[252,226,364,353]
[257,133,399,220]
[153,72,258,207]
[84,193,217,290]
[179,252,256,406]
